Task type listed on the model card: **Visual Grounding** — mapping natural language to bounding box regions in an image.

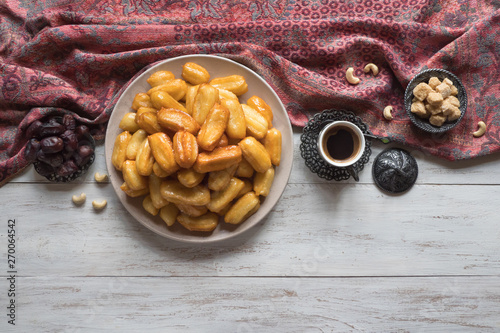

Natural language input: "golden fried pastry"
[182,62,210,85]
[146,70,175,87]
[224,191,260,225]
[247,95,273,128]
[207,177,245,213]
[153,161,170,178]
[197,102,229,151]
[119,112,140,133]
[221,98,246,140]
[136,112,163,135]
[193,145,242,173]
[135,138,154,176]
[148,174,170,209]
[241,104,268,139]
[263,128,282,166]
[122,160,148,191]
[160,180,210,206]
[216,133,229,148]
[253,167,275,197]
[209,75,248,96]
[147,79,187,101]
[177,168,206,188]
[135,107,157,121]
[142,195,159,216]
[157,108,200,134]
[172,130,199,169]
[218,88,238,102]
[238,136,272,173]
[120,182,150,198]
[236,179,253,199]
[192,83,219,125]
[150,90,187,113]
[126,129,148,160]
[235,157,255,178]
[159,204,179,227]
[207,164,238,191]
[175,203,208,217]
[185,84,199,116]
[177,212,218,232]
[132,93,153,110]
[111,131,131,171]
[148,132,179,175]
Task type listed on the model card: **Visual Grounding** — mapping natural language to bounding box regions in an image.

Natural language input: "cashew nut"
[473,121,486,138]
[92,200,107,210]
[94,172,109,183]
[345,67,360,85]
[72,193,86,205]
[363,63,379,76]
[383,106,393,121]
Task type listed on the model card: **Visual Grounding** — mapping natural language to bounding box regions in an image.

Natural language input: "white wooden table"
[2,128,500,332]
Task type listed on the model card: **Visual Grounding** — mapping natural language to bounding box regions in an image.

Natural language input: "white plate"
[105,55,293,243]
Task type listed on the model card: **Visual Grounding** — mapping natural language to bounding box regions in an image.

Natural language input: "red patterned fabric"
[1,1,499,184]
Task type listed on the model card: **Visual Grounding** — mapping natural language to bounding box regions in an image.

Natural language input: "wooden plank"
[2,182,499,277]
[1,276,499,332]
[10,131,500,185]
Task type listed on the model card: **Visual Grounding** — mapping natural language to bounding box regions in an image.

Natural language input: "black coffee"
[326,129,354,160]
[322,126,361,162]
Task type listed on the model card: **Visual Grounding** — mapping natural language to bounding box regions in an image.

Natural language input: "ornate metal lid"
[372,148,418,193]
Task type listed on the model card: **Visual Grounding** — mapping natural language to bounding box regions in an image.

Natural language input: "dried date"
[26,120,43,139]
[62,114,76,130]
[40,136,64,153]
[36,162,56,177]
[36,150,63,168]
[39,121,64,137]
[75,125,90,139]
[60,130,78,152]
[73,145,94,166]
[57,160,79,177]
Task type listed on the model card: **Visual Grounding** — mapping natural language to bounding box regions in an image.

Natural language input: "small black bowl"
[404,68,467,134]
[34,133,95,183]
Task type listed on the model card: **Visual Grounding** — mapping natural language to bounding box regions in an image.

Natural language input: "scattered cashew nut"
[94,172,108,183]
[72,193,86,205]
[473,121,486,138]
[92,200,107,210]
[363,63,379,76]
[345,67,360,85]
[383,106,393,121]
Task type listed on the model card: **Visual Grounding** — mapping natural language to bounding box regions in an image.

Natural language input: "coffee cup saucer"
[300,109,372,181]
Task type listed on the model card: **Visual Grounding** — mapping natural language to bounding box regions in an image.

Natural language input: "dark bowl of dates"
[404,68,467,134]
[25,115,96,182]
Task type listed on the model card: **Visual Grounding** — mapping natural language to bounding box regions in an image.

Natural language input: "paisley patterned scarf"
[0,0,499,185]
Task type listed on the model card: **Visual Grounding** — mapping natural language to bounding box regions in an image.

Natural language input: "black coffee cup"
[317,121,366,181]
